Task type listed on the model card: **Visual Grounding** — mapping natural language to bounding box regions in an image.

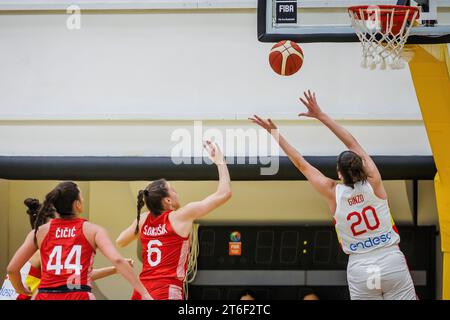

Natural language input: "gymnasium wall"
[0,9,431,158]
[0,10,421,122]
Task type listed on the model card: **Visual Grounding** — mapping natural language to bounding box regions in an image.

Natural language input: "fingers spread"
[299,97,309,106]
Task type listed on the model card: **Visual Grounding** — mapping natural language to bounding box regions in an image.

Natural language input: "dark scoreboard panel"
[197,226,435,270]
[190,225,436,300]
[198,226,347,269]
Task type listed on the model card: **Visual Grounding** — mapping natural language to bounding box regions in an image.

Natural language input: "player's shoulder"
[81,221,108,242]
[36,221,51,235]
[364,179,388,201]
[140,211,151,224]
[334,182,346,195]
[82,220,103,232]
[34,221,52,247]
[172,202,199,218]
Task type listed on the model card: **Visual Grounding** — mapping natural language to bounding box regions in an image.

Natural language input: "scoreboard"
[188,225,436,300]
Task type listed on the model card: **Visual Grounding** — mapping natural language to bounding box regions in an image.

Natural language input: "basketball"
[269,40,304,76]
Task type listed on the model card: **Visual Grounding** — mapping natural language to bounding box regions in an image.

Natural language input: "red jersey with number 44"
[334,181,400,255]
[139,211,190,282]
[39,218,96,288]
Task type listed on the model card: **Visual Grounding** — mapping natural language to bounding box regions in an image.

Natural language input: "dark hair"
[24,198,51,229]
[33,181,80,245]
[135,179,169,234]
[337,150,368,188]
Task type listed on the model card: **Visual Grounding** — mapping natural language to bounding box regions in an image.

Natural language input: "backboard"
[258,0,450,43]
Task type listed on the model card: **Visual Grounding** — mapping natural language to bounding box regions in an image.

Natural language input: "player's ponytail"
[32,181,80,245]
[24,198,42,229]
[33,189,59,246]
[337,150,368,188]
[135,190,146,234]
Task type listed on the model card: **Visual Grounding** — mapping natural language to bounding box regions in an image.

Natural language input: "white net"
[348,5,420,70]
[182,223,199,300]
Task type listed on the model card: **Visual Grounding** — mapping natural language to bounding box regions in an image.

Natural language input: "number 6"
[147,240,162,267]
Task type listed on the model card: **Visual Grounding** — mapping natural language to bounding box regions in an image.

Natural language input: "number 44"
[47,245,82,275]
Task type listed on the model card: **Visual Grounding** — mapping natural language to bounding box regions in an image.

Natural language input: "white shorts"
[347,245,417,300]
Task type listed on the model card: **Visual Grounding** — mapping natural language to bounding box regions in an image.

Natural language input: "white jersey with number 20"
[334,181,400,255]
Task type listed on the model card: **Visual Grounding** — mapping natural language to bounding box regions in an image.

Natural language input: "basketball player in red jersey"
[250,91,416,300]
[7,181,152,300]
[116,141,232,300]
[2,198,134,300]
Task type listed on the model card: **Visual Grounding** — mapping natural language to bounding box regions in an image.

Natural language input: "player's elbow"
[115,234,127,248]
[219,190,232,203]
[112,256,127,267]
[6,263,18,276]
[224,190,232,200]
[115,238,125,248]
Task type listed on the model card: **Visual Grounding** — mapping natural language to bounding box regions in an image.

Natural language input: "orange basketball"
[269,40,304,76]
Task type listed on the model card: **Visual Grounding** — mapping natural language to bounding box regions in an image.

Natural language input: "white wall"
[0,11,421,121]
[0,10,432,157]
[0,119,431,156]
[1,4,449,121]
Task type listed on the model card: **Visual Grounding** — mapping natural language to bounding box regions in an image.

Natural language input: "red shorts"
[34,292,96,300]
[131,279,184,300]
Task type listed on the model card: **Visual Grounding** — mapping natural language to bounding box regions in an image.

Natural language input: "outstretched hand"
[203,140,225,165]
[249,115,278,134]
[298,90,324,119]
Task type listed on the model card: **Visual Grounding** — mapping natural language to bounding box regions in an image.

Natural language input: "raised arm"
[93,226,152,300]
[299,90,386,199]
[6,231,36,296]
[116,218,140,248]
[249,115,336,212]
[171,141,232,224]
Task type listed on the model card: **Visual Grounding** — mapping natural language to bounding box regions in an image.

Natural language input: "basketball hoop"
[348,5,420,69]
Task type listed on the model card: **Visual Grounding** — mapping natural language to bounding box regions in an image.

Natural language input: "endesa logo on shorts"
[349,231,392,252]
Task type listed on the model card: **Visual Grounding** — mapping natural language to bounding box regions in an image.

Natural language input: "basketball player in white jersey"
[250,90,417,300]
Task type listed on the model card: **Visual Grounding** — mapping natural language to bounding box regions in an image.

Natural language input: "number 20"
[347,206,380,237]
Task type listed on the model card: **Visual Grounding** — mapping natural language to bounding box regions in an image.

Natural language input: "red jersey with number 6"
[139,211,190,283]
[334,181,400,255]
[39,218,96,289]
